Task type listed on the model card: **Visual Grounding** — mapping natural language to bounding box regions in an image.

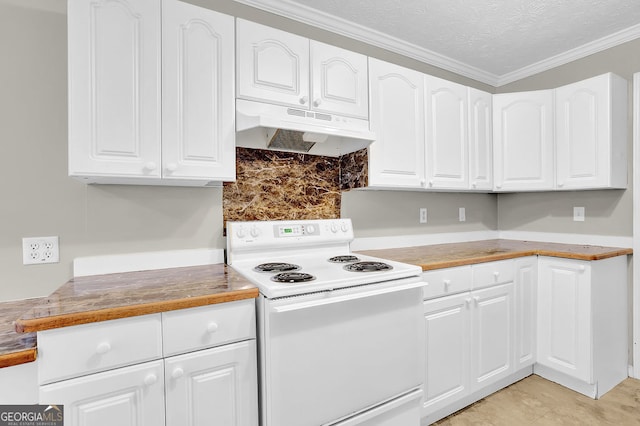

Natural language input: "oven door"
[258,277,425,426]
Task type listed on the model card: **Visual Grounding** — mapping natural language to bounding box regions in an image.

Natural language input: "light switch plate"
[573,207,585,222]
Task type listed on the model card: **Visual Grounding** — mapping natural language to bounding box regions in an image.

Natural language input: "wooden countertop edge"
[409,248,633,271]
[15,288,259,334]
[0,348,37,368]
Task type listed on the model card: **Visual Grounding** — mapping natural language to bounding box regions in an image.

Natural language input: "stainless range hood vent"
[236,99,376,157]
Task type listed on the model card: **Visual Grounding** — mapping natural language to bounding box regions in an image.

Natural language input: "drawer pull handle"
[144,373,158,386]
[172,368,184,379]
[95,342,111,355]
[207,322,219,333]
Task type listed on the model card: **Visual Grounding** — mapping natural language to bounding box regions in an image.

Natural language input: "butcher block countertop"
[357,239,632,271]
[0,264,257,368]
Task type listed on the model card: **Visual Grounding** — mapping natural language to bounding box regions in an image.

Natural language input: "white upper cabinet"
[468,88,493,191]
[236,19,309,109]
[424,76,468,190]
[493,90,554,191]
[236,19,368,119]
[162,0,235,182]
[310,41,369,118]
[368,58,426,188]
[68,0,161,180]
[68,0,235,186]
[555,73,627,189]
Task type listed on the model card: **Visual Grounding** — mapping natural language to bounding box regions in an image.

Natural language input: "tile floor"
[433,375,640,425]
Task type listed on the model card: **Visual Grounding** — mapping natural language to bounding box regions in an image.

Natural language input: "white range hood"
[235,99,376,157]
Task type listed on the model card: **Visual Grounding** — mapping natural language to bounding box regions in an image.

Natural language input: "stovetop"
[226,219,422,298]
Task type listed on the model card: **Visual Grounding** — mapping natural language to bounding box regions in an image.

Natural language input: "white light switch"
[573,207,585,222]
[459,207,466,222]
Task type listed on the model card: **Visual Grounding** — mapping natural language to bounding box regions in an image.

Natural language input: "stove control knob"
[236,227,246,238]
[340,222,349,233]
[330,222,339,233]
[306,225,315,234]
[250,226,260,238]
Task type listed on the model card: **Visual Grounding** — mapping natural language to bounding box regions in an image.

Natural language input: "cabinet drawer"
[472,260,515,289]
[422,266,471,300]
[162,299,256,357]
[38,314,162,385]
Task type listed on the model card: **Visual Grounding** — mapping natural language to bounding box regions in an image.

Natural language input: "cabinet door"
[555,73,627,189]
[161,0,235,182]
[470,283,515,392]
[514,257,537,369]
[40,360,165,426]
[368,58,425,188]
[424,76,468,189]
[493,91,554,191]
[537,258,592,383]
[165,340,258,426]
[310,41,368,119]
[68,0,161,179]
[236,19,309,108]
[468,88,493,190]
[422,293,471,416]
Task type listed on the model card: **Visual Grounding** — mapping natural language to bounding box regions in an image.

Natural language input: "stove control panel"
[275,223,319,237]
[227,219,354,253]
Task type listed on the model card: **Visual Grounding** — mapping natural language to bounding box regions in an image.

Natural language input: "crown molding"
[497,23,640,86]
[231,0,501,86]
[232,0,640,87]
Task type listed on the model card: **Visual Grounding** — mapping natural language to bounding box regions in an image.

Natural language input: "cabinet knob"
[428,180,434,187]
[207,322,219,333]
[495,184,502,189]
[472,182,477,188]
[144,161,157,172]
[558,182,564,188]
[578,265,586,272]
[465,298,472,308]
[313,98,322,107]
[144,373,158,386]
[299,96,308,105]
[443,279,451,288]
[473,296,480,305]
[493,271,500,281]
[172,368,184,379]
[95,342,111,355]
[166,163,178,173]
[420,179,426,187]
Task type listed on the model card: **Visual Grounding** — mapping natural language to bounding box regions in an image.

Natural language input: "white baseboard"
[73,248,225,277]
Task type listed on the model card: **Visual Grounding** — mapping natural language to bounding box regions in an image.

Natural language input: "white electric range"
[227,219,425,426]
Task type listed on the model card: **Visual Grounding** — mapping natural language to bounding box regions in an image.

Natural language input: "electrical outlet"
[573,207,585,222]
[23,236,59,265]
[419,208,428,224]
[459,207,466,222]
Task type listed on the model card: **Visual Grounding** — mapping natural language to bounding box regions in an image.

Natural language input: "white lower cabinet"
[38,300,258,426]
[422,261,518,423]
[165,340,258,426]
[40,360,166,426]
[423,292,471,414]
[514,257,537,369]
[535,256,627,398]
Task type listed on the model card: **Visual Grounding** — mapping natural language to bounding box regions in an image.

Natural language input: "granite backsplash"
[223,147,368,224]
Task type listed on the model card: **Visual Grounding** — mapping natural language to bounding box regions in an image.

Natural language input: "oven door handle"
[270,279,424,313]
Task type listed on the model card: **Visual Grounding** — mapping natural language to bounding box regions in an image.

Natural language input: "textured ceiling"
[235,0,640,86]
